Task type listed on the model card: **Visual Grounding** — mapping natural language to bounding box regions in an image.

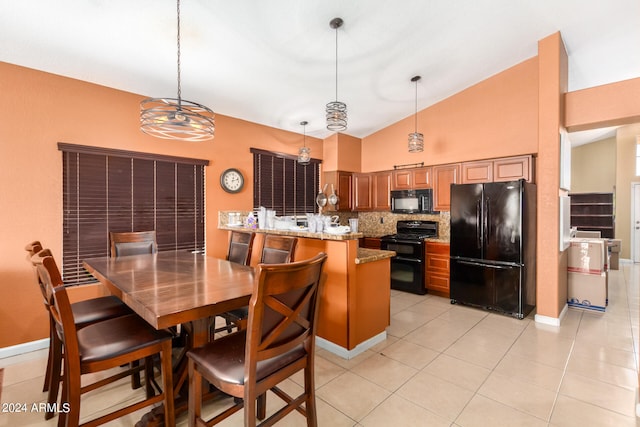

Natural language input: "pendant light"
[140,0,215,142]
[298,121,311,165]
[326,18,347,132]
[408,75,424,153]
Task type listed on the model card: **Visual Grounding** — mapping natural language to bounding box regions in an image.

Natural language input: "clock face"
[220,168,244,193]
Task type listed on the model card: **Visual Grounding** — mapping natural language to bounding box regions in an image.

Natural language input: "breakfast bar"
[218,223,395,359]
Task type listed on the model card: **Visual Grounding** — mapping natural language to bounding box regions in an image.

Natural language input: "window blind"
[59,143,207,285]
[251,148,320,216]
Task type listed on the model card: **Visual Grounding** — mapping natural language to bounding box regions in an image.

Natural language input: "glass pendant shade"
[326,18,347,132]
[408,75,424,152]
[408,132,424,153]
[298,120,311,165]
[298,146,311,165]
[140,0,214,142]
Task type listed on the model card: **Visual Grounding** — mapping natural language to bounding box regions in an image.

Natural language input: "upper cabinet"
[391,167,432,190]
[353,171,392,211]
[433,163,461,212]
[493,155,534,182]
[324,171,353,212]
[353,173,373,211]
[461,155,535,184]
[373,171,392,210]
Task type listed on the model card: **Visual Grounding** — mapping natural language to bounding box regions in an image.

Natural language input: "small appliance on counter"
[380,220,438,294]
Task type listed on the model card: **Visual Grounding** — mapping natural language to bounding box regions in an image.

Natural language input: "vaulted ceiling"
[2,0,638,145]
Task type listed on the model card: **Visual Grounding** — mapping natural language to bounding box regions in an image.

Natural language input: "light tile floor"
[1,262,638,426]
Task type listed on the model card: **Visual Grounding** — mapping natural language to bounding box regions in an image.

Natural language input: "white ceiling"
[2,0,638,145]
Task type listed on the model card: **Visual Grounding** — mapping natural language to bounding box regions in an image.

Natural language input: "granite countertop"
[219,225,363,241]
[355,248,396,265]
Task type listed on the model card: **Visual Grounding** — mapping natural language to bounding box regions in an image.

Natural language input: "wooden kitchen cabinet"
[353,173,373,211]
[359,237,382,249]
[462,160,493,183]
[392,167,432,190]
[353,171,391,211]
[373,171,392,210]
[493,155,534,182]
[324,171,353,211]
[426,242,450,297]
[461,155,534,184]
[432,163,460,211]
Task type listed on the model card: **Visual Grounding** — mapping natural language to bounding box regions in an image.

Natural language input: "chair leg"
[43,319,55,392]
[257,393,267,420]
[58,359,81,427]
[130,359,142,389]
[144,356,155,398]
[304,366,318,427]
[188,358,202,427]
[161,341,175,427]
[45,334,63,420]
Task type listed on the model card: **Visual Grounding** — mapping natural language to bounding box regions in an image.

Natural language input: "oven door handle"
[394,256,423,263]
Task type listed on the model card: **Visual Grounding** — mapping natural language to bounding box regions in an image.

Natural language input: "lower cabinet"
[426,242,450,297]
[359,237,381,250]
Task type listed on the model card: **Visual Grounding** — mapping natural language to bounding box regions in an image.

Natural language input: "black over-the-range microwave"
[390,189,437,214]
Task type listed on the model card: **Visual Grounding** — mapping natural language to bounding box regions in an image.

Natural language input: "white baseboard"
[316,332,387,360]
[534,303,568,326]
[0,339,49,360]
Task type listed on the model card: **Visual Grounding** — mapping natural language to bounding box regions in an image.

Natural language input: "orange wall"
[362,57,539,171]
[0,62,322,348]
[565,77,640,131]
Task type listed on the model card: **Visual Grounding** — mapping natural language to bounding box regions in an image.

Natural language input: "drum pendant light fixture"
[326,18,347,132]
[408,75,424,153]
[298,121,311,165]
[140,0,215,142]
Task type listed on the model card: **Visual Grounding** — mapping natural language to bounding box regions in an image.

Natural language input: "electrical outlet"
[380,217,384,224]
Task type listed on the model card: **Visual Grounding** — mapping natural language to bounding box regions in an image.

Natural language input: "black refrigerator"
[450,179,536,319]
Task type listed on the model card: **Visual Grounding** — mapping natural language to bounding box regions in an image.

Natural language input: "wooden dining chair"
[188,252,327,427]
[109,230,158,257]
[260,234,298,264]
[25,244,134,420]
[32,251,175,427]
[212,234,299,338]
[212,231,256,335]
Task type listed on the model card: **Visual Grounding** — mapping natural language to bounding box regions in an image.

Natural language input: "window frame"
[250,148,321,217]
[58,143,208,285]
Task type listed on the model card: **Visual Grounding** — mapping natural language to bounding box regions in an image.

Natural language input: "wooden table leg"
[135,319,211,427]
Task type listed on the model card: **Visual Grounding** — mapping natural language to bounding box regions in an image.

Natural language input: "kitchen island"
[219,224,395,359]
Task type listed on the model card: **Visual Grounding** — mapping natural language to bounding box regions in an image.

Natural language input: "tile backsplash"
[355,211,450,240]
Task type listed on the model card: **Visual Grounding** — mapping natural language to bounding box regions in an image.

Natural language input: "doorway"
[632,183,640,263]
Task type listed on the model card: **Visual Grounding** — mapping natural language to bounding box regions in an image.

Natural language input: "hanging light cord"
[414,78,418,132]
[334,25,339,102]
[176,0,182,107]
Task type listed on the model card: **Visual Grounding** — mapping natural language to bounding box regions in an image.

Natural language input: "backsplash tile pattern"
[356,211,450,241]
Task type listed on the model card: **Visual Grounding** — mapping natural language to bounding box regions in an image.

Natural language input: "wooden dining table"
[83,249,255,427]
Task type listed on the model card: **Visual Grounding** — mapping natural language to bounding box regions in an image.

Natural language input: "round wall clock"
[220,168,244,193]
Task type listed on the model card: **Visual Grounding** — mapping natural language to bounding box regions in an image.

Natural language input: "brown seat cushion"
[187,331,306,386]
[76,314,173,364]
[71,295,133,329]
